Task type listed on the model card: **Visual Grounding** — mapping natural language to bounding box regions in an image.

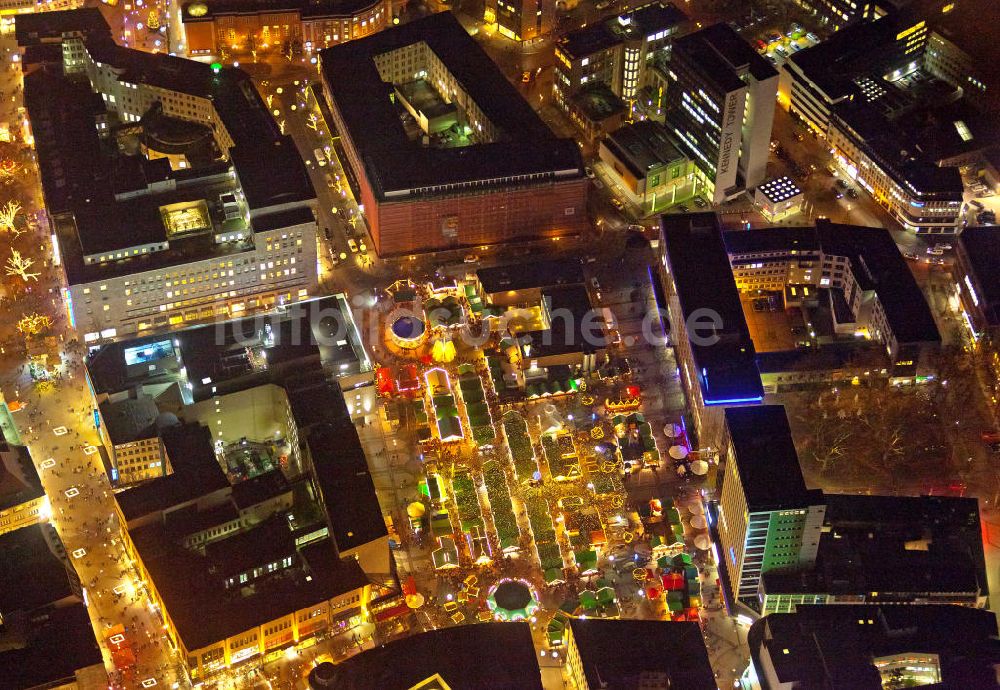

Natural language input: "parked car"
[610,197,625,210]
[693,197,708,208]
[463,254,480,263]
[902,251,919,261]
[846,188,858,199]
[348,238,359,253]
[585,166,595,178]
[926,246,944,256]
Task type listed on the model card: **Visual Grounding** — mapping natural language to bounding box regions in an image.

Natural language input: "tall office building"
[552,2,688,138]
[484,0,556,43]
[663,23,778,203]
[712,406,826,612]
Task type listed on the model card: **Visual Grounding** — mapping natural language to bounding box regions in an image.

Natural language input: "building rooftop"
[0,523,78,617]
[100,393,161,444]
[568,619,715,690]
[302,398,387,554]
[0,604,103,690]
[19,9,314,283]
[661,212,763,404]
[755,176,802,203]
[785,18,899,101]
[959,226,1000,327]
[319,12,583,200]
[0,443,41,513]
[603,120,687,180]
[131,519,369,651]
[832,100,967,198]
[14,6,111,43]
[570,81,627,123]
[723,222,940,346]
[723,405,822,510]
[748,605,1000,689]
[673,23,776,93]
[822,492,987,597]
[477,257,584,294]
[762,529,982,601]
[558,1,688,60]
[524,283,605,358]
[86,295,364,401]
[230,469,291,511]
[316,623,543,689]
[931,0,1000,80]
[115,423,229,523]
[181,0,382,22]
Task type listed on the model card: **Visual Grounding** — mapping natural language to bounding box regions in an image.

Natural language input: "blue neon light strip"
[704,396,763,406]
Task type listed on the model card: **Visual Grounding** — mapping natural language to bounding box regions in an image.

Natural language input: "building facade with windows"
[597,120,698,214]
[662,23,777,203]
[483,0,556,43]
[778,4,972,234]
[17,9,318,343]
[552,2,688,117]
[0,442,46,538]
[712,406,826,613]
[953,227,1000,340]
[180,0,391,57]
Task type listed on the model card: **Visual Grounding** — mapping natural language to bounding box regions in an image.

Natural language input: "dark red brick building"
[320,12,588,256]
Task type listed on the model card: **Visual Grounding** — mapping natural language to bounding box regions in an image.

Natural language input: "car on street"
[359,240,368,253]
[521,71,531,83]
[610,197,624,210]
[463,254,479,263]
[846,188,858,199]
[585,166,595,178]
[926,246,944,256]
[834,188,844,199]
[693,197,708,208]
[980,429,1000,443]
[902,251,920,261]
[934,243,952,251]
[348,238,359,253]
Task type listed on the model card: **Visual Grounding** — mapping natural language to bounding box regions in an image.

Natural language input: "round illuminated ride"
[487,579,539,621]
[389,315,427,349]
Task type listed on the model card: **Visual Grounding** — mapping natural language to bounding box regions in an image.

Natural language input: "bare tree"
[0,200,23,235]
[6,249,39,281]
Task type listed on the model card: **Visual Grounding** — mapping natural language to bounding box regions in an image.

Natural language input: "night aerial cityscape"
[1,0,999,686]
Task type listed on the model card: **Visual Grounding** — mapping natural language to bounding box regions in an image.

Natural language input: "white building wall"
[71,219,317,341]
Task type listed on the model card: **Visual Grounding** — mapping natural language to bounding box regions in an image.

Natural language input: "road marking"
[52,426,68,436]
[109,632,126,645]
[72,548,86,559]
[83,445,98,456]
[64,487,79,498]
[40,458,55,469]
